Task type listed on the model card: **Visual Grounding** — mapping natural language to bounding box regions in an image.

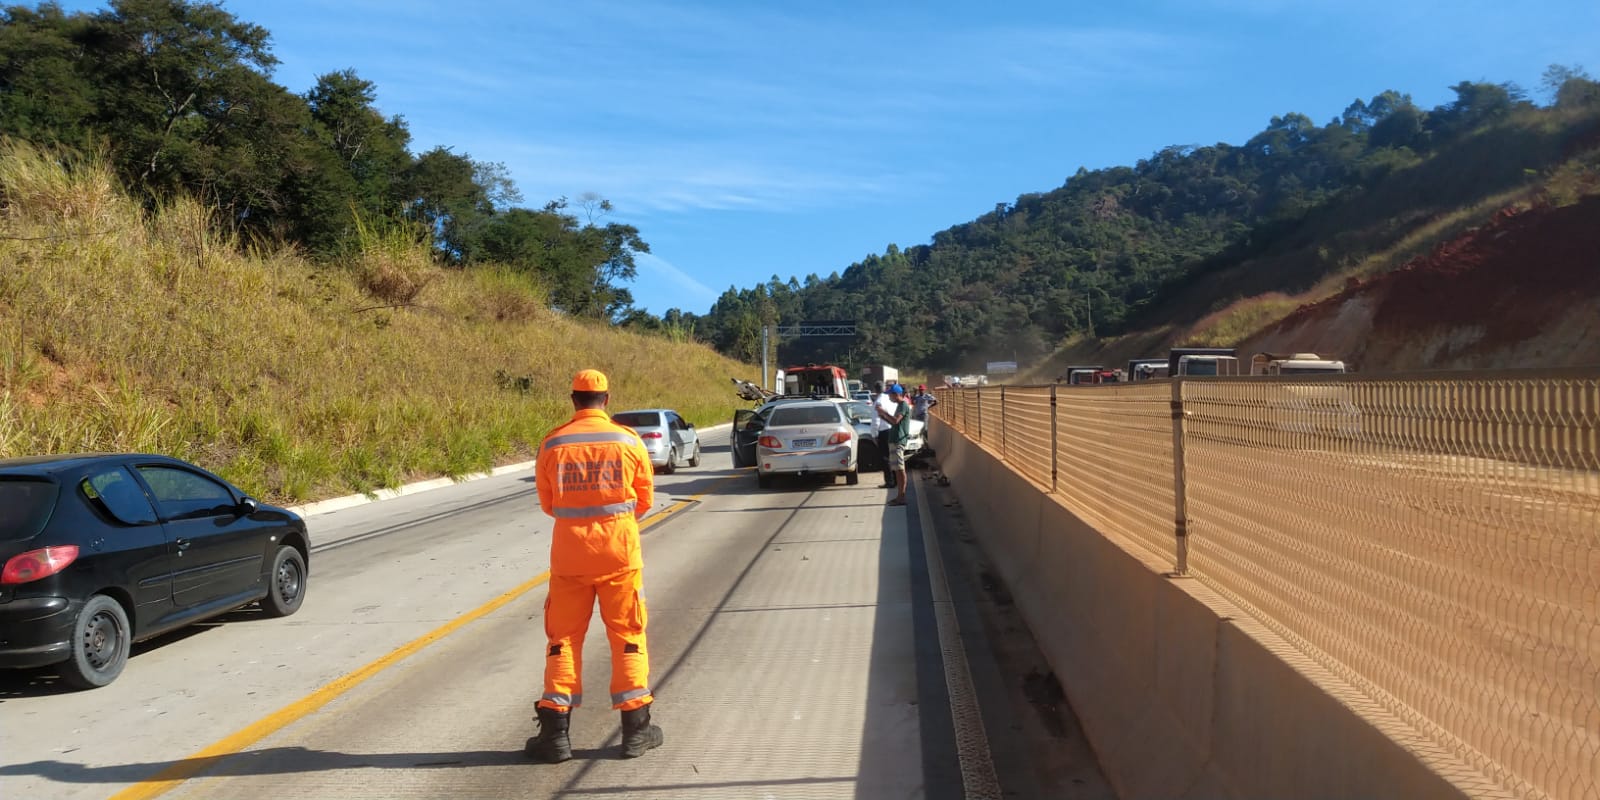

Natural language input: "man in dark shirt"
[876,384,913,506]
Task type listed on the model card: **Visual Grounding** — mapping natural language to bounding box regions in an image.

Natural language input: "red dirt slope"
[1242,196,1600,372]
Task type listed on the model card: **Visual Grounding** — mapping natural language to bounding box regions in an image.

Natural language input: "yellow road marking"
[108,478,730,800]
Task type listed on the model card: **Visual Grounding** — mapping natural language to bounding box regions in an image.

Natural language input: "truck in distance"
[861,365,899,388]
[1167,347,1240,377]
[782,363,850,397]
[1250,352,1347,376]
[1127,358,1170,381]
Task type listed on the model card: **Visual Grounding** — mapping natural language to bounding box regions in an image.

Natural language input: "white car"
[732,397,926,474]
[611,409,702,473]
[746,400,860,488]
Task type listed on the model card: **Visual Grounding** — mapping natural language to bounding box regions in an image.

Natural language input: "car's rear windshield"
[0,478,61,541]
[612,412,662,428]
[769,406,842,427]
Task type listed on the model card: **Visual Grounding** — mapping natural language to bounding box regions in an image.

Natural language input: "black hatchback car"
[0,453,310,689]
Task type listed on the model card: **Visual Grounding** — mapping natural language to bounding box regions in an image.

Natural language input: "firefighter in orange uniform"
[526,369,664,762]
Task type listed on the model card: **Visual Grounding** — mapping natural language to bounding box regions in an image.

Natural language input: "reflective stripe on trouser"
[538,569,652,712]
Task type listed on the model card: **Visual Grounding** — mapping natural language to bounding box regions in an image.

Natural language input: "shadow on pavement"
[0,606,265,700]
[705,504,886,514]
[858,473,961,799]
[0,746,542,785]
[651,471,747,498]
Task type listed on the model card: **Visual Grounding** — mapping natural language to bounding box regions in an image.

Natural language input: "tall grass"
[1183,294,1304,346]
[0,140,756,503]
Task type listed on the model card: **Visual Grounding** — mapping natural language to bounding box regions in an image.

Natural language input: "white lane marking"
[914,476,1004,800]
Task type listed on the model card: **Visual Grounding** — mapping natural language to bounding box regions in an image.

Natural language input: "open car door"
[731,409,761,467]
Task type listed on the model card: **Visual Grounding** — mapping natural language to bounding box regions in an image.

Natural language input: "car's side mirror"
[687,422,695,429]
[238,496,260,516]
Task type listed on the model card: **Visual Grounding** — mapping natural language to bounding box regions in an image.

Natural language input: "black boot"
[619,704,664,759]
[526,706,572,763]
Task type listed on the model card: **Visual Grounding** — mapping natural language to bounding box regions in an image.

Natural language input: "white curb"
[286,460,536,518]
[286,422,732,519]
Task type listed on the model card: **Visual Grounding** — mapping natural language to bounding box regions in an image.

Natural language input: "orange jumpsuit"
[535,408,656,712]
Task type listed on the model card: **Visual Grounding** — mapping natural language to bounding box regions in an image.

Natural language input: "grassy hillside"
[1020,105,1600,381]
[0,142,755,504]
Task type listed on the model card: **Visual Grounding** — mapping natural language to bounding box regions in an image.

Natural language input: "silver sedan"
[611,409,702,474]
[753,400,859,488]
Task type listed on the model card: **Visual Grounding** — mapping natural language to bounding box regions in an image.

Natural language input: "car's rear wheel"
[661,447,677,474]
[59,594,130,690]
[262,545,307,618]
[845,469,860,486]
[688,442,701,467]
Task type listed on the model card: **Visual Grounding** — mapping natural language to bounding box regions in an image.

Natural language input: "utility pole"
[761,325,771,391]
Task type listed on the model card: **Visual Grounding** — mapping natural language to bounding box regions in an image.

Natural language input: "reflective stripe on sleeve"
[551,500,637,519]
[543,431,638,449]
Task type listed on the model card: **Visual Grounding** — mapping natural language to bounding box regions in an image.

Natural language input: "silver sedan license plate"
[792,438,817,448]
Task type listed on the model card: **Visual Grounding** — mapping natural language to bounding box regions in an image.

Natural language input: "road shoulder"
[913,464,1118,799]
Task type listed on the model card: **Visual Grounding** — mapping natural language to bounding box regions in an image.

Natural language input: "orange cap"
[571,369,609,392]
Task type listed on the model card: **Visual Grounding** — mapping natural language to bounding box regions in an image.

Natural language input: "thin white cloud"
[634,252,718,304]
[454,138,903,215]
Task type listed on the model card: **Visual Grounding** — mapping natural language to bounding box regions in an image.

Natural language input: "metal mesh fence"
[943,389,964,435]
[1054,383,1177,561]
[1000,386,1053,488]
[930,374,1600,800]
[978,388,1003,449]
[1182,375,1599,800]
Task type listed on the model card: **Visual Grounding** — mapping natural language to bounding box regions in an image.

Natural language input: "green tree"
[87,0,280,187]
[459,199,647,320]
[305,69,412,213]
[1542,64,1600,108]
[0,3,98,150]
[398,146,519,259]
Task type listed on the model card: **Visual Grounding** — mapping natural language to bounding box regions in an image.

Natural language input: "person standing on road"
[877,384,914,506]
[526,369,665,763]
[872,381,896,489]
[912,384,938,421]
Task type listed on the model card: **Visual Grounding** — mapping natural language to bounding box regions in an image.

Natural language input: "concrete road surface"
[0,428,1107,799]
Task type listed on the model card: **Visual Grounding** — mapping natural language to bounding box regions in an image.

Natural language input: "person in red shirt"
[526,369,664,762]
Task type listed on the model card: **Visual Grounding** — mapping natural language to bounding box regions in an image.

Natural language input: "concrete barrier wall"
[929,422,1507,800]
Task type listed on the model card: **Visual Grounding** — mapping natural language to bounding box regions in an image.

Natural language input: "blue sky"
[64,1,1600,315]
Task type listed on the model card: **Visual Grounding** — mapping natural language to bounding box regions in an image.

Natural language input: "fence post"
[975,387,982,442]
[1050,384,1059,492]
[1170,378,1190,576]
[1000,386,1007,461]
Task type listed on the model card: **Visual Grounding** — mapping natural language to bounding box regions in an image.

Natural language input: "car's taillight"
[828,432,852,445]
[1,545,80,585]
[758,436,782,449]
[639,431,663,439]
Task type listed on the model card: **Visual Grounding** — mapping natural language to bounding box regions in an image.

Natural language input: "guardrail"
[934,371,1599,800]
